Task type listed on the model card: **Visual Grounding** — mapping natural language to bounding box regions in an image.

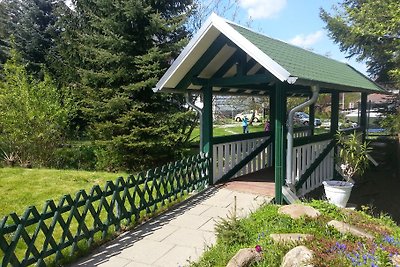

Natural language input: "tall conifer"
[61,0,196,170]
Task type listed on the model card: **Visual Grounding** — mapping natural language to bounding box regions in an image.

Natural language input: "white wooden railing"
[212,136,272,183]
[293,127,312,138]
[290,139,334,196]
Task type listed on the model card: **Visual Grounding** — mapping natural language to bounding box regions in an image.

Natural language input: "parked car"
[294,112,321,126]
[234,112,262,122]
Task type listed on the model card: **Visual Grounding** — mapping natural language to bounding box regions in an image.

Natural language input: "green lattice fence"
[0,153,210,266]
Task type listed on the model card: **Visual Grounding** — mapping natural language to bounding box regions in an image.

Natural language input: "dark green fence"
[0,153,210,266]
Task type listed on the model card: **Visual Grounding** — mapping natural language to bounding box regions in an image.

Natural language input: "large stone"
[270,233,313,244]
[281,246,314,267]
[392,254,400,265]
[226,248,262,267]
[327,220,374,239]
[278,204,320,219]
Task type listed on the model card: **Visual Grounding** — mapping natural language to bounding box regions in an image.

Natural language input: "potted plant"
[323,131,370,208]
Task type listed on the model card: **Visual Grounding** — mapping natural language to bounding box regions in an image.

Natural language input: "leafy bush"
[193,201,400,267]
[0,49,68,166]
[51,144,97,170]
[336,131,371,181]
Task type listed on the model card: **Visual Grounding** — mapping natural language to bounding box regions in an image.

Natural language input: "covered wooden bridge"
[153,14,385,204]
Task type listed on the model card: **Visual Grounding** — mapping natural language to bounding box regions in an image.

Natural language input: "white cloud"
[289,31,324,48]
[239,0,287,19]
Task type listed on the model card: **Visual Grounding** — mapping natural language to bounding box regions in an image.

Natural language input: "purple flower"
[255,245,262,253]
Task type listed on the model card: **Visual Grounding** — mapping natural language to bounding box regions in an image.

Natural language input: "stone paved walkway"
[71,186,272,267]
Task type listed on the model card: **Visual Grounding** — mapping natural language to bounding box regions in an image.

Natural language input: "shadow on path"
[70,185,223,266]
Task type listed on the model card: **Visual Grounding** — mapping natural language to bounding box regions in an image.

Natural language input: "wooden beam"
[246,58,258,73]
[212,50,241,79]
[192,74,274,87]
[237,49,247,76]
[331,91,340,180]
[175,34,227,90]
[201,86,213,184]
[274,83,286,204]
[360,93,368,142]
[331,92,339,135]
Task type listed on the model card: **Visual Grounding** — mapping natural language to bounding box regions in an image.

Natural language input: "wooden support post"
[201,86,213,184]
[309,103,315,136]
[360,92,368,142]
[274,84,286,204]
[270,91,276,167]
[331,91,340,179]
[331,92,339,135]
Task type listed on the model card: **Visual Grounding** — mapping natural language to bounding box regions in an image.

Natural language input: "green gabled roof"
[230,24,384,92]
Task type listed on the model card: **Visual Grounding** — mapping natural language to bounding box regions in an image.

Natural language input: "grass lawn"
[0,167,127,218]
[190,122,330,142]
[190,122,266,141]
[192,200,400,266]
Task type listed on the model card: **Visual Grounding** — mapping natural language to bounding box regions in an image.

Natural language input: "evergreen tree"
[61,0,196,170]
[0,0,61,76]
[320,0,400,87]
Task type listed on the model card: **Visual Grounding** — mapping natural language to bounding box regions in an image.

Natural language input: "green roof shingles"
[230,24,383,92]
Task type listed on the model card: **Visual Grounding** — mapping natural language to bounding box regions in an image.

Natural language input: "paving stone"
[75,256,131,267]
[281,246,314,267]
[124,262,152,267]
[186,204,211,215]
[226,248,262,267]
[200,206,231,218]
[153,245,202,267]
[163,228,216,249]
[168,214,212,229]
[117,239,174,264]
[198,218,218,232]
[327,220,374,239]
[269,233,313,244]
[278,204,321,219]
[143,225,179,242]
[71,187,272,267]
[201,189,235,207]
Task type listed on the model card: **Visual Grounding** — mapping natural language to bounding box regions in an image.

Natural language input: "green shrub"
[0,48,68,167]
[93,143,123,172]
[51,144,97,170]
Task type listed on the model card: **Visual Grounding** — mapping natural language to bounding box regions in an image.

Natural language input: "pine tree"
[0,0,62,76]
[320,0,400,87]
[61,0,196,170]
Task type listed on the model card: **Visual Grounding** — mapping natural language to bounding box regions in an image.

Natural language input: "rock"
[327,220,374,239]
[278,204,320,219]
[270,233,313,244]
[226,248,262,267]
[392,254,400,265]
[281,246,314,267]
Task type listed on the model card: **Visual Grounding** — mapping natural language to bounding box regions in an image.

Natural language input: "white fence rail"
[293,128,311,138]
[212,136,272,183]
[290,139,334,196]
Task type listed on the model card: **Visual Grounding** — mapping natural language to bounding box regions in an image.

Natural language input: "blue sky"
[209,0,368,75]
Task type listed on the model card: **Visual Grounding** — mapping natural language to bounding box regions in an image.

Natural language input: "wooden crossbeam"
[192,73,274,87]
[175,34,227,90]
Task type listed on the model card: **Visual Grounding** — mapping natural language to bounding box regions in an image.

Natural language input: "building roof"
[230,24,383,92]
[154,14,385,94]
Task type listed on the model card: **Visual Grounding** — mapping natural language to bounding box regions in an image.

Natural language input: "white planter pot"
[323,181,354,208]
